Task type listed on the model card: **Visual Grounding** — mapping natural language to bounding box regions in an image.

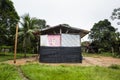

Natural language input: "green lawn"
[83,52,113,58]
[0,63,120,80]
[0,52,120,80]
[0,52,36,62]
[0,63,22,80]
[20,63,120,80]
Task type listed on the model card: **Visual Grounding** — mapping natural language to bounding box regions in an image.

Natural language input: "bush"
[108,64,120,69]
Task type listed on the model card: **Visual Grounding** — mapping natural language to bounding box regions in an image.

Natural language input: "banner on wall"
[48,35,60,46]
[40,34,80,47]
[40,35,48,46]
[61,34,80,47]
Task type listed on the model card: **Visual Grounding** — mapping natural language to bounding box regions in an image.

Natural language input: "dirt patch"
[83,57,120,66]
[2,57,38,66]
[2,56,120,67]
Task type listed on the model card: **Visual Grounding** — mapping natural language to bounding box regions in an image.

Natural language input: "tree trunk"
[24,47,27,58]
[111,47,114,55]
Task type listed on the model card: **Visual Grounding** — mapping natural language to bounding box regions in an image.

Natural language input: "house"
[39,24,89,63]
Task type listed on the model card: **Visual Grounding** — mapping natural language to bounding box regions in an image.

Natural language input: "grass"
[0,52,120,80]
[0,52,36,62]
[108,64,120,69]
[0,63,22,80]
[20,63,120,80]
[83,52,113,58]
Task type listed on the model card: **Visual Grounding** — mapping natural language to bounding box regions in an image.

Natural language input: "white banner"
[40,34,81,47]
[61,34,80,47]
[40,35,48,46]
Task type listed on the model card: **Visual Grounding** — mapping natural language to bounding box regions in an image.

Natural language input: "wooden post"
[60,28,62,46]
[38,31,41,61]
[14,24,18,63]
[60,28,62,34]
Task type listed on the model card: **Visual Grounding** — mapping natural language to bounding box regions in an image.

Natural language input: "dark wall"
[40,47,82,63]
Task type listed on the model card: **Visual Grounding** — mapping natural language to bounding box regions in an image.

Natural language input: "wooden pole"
[60,28,62,46]
[14,24,18,63]
[38,32,41,61]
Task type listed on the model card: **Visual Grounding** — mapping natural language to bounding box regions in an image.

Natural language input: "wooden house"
[39,24,89,63]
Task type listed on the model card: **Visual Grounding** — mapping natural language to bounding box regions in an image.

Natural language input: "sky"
[12,0,120,41]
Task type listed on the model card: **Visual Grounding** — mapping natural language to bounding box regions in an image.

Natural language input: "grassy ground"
[0,52,36,62]
[0,63,22,80]
[0,63,120,80]
[20,63,120,80]
[0,52,120,80]
[0,52,116,62]
[83,52,113,58]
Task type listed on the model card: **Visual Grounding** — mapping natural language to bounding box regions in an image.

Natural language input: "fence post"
[14,24,18,63]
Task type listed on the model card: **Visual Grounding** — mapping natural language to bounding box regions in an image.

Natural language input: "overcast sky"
[12,0,120,41]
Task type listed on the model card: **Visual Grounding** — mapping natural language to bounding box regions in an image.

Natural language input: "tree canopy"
[111,7,120,25]
[89,19,117,52]
[111,8,120,54]
[0,0,19,46]
[18,14,47,54]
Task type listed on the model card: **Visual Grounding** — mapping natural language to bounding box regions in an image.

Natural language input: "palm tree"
[19,14,39,57]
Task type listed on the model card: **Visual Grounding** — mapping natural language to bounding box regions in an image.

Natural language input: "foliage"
[0,63,22,80]
[19,14,38,52]
[0,46,12,49]
[81,41,90,53]
[83,52,113,57]
[20,63,120,80]
[89,19,118,53]
[0,0,19,47]
[111,8,120,55]
[81,41,90,46]
[108,64,120,69]
[111,7,120,25]
[18,14,47,56]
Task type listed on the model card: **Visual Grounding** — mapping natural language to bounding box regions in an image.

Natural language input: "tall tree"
[89,19,117,52]
[111,8,120,54]
[111,7,120,25]
[19,14,47,56]
[0,0,19,46]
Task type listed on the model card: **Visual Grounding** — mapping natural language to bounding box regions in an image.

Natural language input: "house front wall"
[40,34,82,63]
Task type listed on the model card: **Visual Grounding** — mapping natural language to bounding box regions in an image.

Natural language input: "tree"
[19,14,47,57]
[81,41,90,53]
[0,0,19,47]
[111,8,120,55]
[111,7,120,25]
[89,19,117,52]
